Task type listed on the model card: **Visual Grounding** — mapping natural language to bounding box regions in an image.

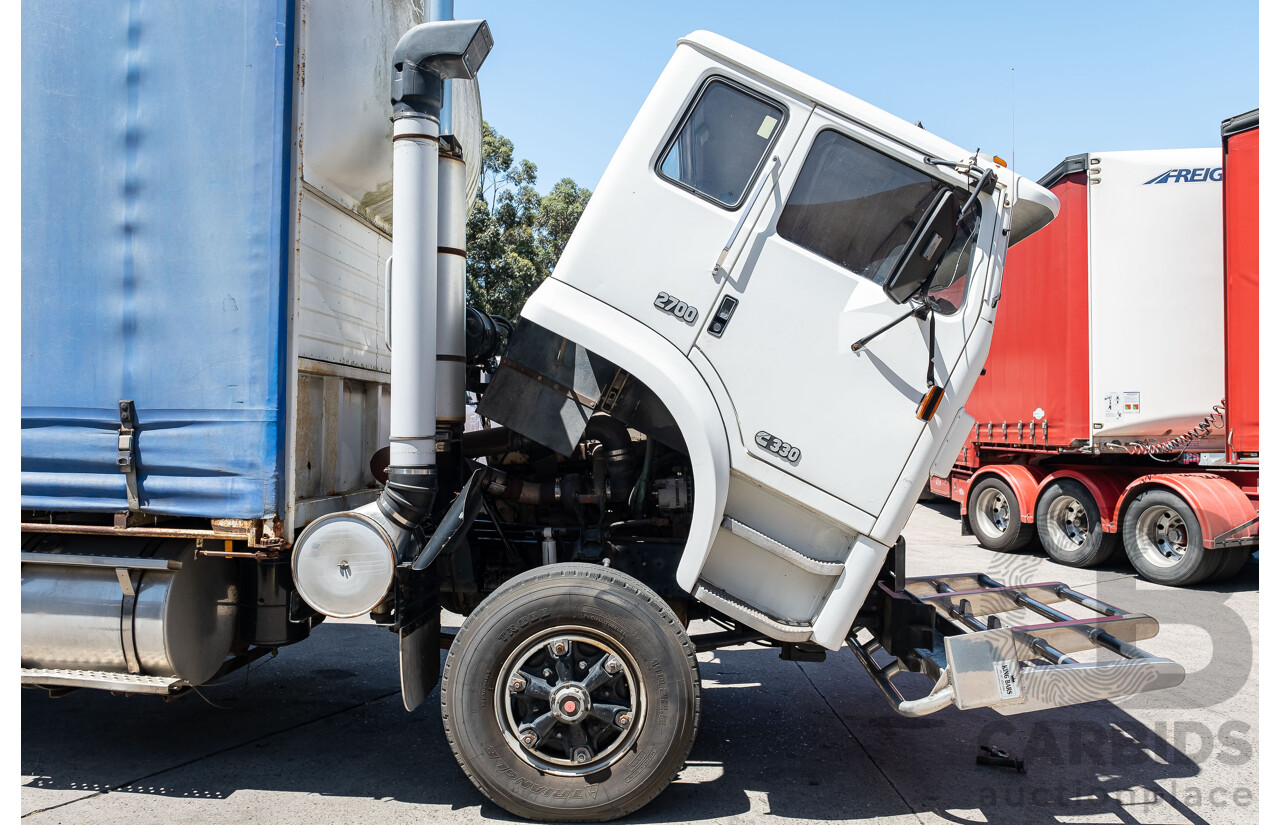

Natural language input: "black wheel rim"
[496,625,645,777]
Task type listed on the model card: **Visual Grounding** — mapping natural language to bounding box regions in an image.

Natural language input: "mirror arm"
[851,300,928,353]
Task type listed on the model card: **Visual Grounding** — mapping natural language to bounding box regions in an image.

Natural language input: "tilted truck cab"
[22,11,1187,822]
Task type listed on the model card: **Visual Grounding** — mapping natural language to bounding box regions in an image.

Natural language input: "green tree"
[466,122,591,319]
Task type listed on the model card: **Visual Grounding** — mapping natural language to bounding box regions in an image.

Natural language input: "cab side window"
[776,130,977,313]
[658,79,785,209]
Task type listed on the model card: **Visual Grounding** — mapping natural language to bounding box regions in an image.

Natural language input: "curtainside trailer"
[23,4,1194,820]
[930,122,1260,587]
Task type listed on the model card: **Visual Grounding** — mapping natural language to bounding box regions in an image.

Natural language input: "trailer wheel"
[1035,479,1119,568]
[441,563,700,822]
[968,477,1035,552]
[1122,490,1215,586]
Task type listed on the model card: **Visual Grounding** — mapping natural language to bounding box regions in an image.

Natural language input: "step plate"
[693,581,813,643]
[719,517,844,576]
[22,668,184,694]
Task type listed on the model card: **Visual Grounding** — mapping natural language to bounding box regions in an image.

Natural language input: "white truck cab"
[514,31,1058,648]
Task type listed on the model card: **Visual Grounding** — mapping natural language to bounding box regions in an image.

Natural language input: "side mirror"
[883,189,958,304]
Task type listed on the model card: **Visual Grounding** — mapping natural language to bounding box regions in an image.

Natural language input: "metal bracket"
[596,369,631,416]
[117,400,141,512]
[116,567,142,674]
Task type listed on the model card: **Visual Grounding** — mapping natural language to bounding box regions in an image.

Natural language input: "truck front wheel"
[441,563,700,821]
[968,476,1035,552]
[1122,490,1215,586]
[1035,479,1120,568]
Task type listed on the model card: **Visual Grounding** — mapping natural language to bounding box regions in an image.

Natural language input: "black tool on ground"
[976,744,1025,773]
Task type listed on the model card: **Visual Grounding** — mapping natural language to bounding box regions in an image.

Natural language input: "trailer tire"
[1035,479,1120,568]
[1208,547,1250,583]
[1122,490,1214,586]
[441,562,700,822]
[968,477,1035,552]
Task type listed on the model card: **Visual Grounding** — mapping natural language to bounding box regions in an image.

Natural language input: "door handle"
[713,155,780,279]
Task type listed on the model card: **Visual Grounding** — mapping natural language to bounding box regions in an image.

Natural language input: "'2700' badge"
[754,431,801,465]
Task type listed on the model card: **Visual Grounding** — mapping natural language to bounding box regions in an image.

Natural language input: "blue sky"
[465,1,1258,193]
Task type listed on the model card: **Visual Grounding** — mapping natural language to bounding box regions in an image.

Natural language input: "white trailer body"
[1086,149,1226,444]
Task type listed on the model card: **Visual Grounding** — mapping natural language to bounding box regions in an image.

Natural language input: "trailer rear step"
[849,572,1184,717]
[22,668,185,695]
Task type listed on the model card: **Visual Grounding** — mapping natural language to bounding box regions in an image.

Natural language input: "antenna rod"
[1011,67,1016,177]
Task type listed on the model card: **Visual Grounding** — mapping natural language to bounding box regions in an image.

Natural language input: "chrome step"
[849,572,1184,717]
[692,581,813,643]
[719,516,844,576]
[22,668,185,695]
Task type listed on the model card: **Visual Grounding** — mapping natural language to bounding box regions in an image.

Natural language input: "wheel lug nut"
[578,660,587,670]
[552,641,568,656]
[615,712,631,728]
[509,676,526,693]
[572,748,591,764]
[603,657,621,674]
[543,669,552,678]
[519,728,538,748]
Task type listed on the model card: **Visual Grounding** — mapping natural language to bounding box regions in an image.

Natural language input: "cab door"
[694,108,997,518]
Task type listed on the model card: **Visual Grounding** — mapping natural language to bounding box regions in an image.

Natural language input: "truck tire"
[1035,479,1119,568]
[441,562,700,822]
[1122,490,1214,586]
[968,477,1035,552]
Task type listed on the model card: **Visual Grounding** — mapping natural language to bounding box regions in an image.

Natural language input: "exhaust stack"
[292,19,492,619]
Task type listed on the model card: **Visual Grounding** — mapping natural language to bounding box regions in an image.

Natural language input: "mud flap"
[396,566,441,712]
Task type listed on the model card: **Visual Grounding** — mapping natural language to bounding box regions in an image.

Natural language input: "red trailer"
[931,120,1260,587]
[1222,110,1259,466]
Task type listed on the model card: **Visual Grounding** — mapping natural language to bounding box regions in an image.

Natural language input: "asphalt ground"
[21,500,1259,824]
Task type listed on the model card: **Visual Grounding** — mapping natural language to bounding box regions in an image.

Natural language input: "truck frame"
[21,5,1191,821]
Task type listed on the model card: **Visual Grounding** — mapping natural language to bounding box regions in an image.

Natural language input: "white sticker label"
[993,659,1021,700]
[1122,391,1141,415]
[1032,407,1045,421]
[1104,392,1122,421]
[757,115,778,139]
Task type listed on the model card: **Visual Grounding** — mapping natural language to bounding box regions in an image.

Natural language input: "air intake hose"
[379,467,438,527]
[584,415,637,501]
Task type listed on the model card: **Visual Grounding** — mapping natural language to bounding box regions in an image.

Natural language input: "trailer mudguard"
[520,276,732,593]
[1117,473,1258,549]
[963,464,1046,522]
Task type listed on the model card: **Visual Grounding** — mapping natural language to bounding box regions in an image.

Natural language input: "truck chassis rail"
[849,573,1184,716]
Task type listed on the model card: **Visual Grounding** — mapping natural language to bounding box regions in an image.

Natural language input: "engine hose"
[584,415,637,501]
[629,438,655,518]
[460,426,536,458]
[474,465,582,508]
[1124,399,1226,456]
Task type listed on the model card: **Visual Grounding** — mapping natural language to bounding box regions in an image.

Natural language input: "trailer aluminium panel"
[22,8,1193,822]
